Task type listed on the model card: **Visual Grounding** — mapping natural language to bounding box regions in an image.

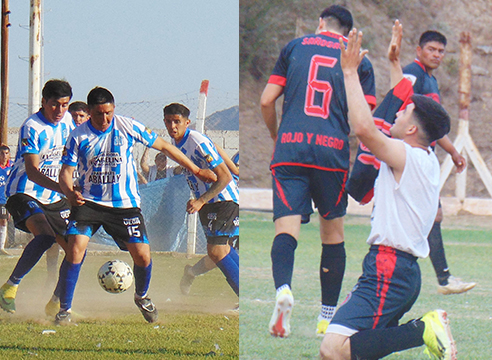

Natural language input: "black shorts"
[66,201,149,251]
[198,201,239,245]
[6,193,70,235]
[0,204,8,220]
[327,245,421,336]
[272,165,347,223]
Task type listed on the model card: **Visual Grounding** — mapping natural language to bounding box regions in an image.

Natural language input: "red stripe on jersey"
[373,245,397,329]
[268,75,287,87]
[373,118,392,136]
[365,95,377,110]
[272,168,292,211]
[271,162,348,173]
[393,78,414,102]
[360,189,374,205]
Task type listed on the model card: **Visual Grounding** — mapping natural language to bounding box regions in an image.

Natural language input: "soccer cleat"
[45,298,60,317]
[438,276,476,295]
[269,287,294,338]
[179,265,195,295]
[0,283,18,313]
[134,296,158,323]
[55,310,72,325]
[316,319,330,337]
[422,310,457,360]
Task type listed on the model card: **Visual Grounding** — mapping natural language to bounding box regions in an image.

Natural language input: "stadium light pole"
[28,0,42,116]
[0,0,10,145]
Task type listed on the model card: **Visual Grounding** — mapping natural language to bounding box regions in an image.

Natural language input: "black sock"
[271,233,297,289]
[350,320,425,360]
[427,222,450,285]
[320,242,346,306]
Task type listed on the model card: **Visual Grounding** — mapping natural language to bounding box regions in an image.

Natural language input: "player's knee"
[320,334,350,360]
[207,244,229,263]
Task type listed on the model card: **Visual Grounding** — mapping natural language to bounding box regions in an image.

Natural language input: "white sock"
[318,305,336,321]
[276,284,291,297]
[0,225,7,250]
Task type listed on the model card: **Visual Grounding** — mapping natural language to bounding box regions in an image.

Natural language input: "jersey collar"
[414,59,429,74]
[87,117,114,135]
[37,110,60,127]
[175,128,190,148]
[0,160,10,169]
[318,30,347,41]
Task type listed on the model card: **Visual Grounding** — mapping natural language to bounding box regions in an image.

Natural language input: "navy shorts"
[327,245,421,336]
[66,201,149,251]
[6,193,70,236]
[198,201,239,245]
[271,165,347,223]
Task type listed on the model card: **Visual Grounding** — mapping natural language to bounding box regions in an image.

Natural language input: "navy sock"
[320,242,346,306]
[271,233,297,290]
[9,234,56,285]
[134,261,152,298]
[216,249,239,296]
[350,320,425,360]
[59,260,82,311]
[54,251,86,299]
[427,222,450,285]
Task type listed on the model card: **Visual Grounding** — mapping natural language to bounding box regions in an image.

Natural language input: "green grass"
[0,252,238,359]
[240,211,492,359]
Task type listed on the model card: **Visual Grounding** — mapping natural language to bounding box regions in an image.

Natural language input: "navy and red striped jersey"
[347,78,414,204]
[402,59,441,103]
[268,31,376,171]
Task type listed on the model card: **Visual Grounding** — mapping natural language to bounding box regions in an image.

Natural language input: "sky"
[6,0,239,123]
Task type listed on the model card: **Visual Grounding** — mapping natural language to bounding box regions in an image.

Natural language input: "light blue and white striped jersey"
[6,111,75,204]
[172,128,238,204]
[62,115,158,208]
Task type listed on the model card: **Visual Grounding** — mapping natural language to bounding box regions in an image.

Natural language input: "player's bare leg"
[317,216,345,336]
[269,215,301,337]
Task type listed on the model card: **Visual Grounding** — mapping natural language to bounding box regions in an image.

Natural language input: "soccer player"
[164,103,239,298]
[68,101,90,126]
[0,145,12,255]
[0,79,74,314]
[403,30,475,295]
[178,145,239,296]
[320,21,456,360]
[54,87,215,324]
[260,5,376,337]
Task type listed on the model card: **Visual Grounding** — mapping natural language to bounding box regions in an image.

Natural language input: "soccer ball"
[97,260,133,294]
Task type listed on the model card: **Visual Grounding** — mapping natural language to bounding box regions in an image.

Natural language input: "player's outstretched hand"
[339,28,368,75]
[196,168,217,183]
[452,152,467,173]
[388,19,403,63]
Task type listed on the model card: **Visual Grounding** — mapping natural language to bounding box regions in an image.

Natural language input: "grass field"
[240,211,492,359]
[0,251,238,359]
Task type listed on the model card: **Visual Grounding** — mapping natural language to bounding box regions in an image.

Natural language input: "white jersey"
[6,111,75,204]
[367,142,440,258]
[173,128,238,204]
[62,115,158,208]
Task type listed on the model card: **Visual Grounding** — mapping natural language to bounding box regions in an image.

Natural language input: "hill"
[240,0,492,199]
[206,106,239,131]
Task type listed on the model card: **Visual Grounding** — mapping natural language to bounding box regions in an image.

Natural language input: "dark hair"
[163,103,190,118]
[87,87,115,108]
[42,79,72,101]
[69,101,88,113]
[411,94,450,143]
[319,5,353,36]
[419,30,447,47]
[0,144,9,152]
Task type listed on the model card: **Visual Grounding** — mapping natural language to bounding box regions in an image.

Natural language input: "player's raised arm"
[388,20,404,88]
[151,137,217,183]
[215,143,239,177]
[339,28,406,173]
[260,83,284,142]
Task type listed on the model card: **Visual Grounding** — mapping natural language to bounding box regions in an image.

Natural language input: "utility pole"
[0,0,10,145]
[29,0,42,115]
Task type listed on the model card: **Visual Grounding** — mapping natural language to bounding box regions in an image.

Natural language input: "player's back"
[269,31,375,169]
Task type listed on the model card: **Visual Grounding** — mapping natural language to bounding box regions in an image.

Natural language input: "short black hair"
[163,103,190,118]
[42,79,72,101]
[0,145,9,152]
[411,94,450,143]
[319,5,353,36]
[419,30,447,48]
[87,87,115,108]
[69,101,88,113]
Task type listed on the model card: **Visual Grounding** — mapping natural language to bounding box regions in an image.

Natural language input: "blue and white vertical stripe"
[173,128,239,204]
[62,115,158,208]
[6,111,74,204]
